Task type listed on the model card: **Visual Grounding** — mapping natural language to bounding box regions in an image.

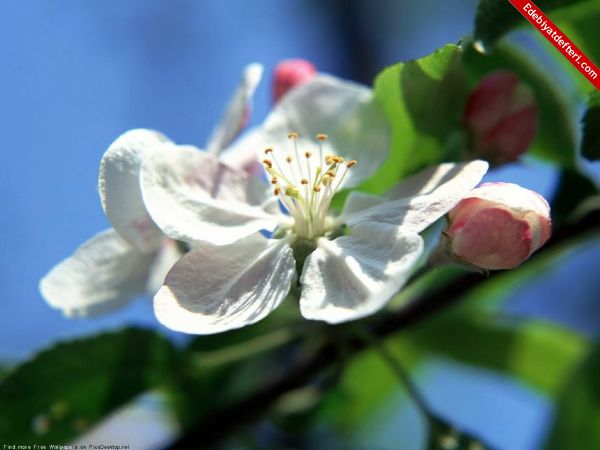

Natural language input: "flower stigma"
[262,132,357,241]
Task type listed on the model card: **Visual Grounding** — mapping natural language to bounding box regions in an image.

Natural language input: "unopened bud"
[443,182,551,270]
[273,59,317,103]
[464,71,538,165]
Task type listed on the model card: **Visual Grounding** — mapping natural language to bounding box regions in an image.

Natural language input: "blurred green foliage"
[0,328,176,444]
[2,1,600,446]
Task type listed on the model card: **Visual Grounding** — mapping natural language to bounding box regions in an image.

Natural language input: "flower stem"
[353,324,436,425]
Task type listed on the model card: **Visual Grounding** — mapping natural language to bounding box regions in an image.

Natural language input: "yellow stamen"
[285,185,299,197]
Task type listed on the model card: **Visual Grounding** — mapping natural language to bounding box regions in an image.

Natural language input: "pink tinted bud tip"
[464,71,538,165]
[273,59,317,103]
[444,182,551,271]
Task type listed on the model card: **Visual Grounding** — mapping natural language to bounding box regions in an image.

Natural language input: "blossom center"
[262,132,356,240]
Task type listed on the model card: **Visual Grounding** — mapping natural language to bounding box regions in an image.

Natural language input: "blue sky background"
[1,1,599,449]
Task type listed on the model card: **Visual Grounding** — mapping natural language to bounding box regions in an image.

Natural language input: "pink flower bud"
[273,59,317,103]
[444,182,551,270]
[464,71,538,165]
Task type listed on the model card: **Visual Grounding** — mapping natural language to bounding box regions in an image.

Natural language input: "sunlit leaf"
[355,44,469,196]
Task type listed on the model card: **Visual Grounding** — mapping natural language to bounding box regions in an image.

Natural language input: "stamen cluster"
[261,132,357,239]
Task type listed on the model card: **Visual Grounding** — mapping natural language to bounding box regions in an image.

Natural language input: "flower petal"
[98,129,172,252]
[40,229,154,317]
[141,146,286,246]
[342,160,488,232]
[145,240,184,296]
[232,74,389,187]
[300,222,424,324]
[206,63,264,154]
[154,234,296,334]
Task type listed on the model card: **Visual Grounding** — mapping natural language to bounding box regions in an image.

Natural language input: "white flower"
[40,64,264,317]
[140,75,489,334]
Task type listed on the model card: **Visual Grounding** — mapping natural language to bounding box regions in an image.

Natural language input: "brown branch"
[168,210,600,449]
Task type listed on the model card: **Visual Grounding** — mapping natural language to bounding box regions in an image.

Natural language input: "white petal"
[145,240,184,296]
[206,63,264,154]
[98,129,172,252]
[233,74,389,187]
[140,146,286,246]
[219,126,266,174]
[40,229,154,317]
[154,234,295,334]
[340,191,386,217]
[300,222,423,324]
[342,160,488,232]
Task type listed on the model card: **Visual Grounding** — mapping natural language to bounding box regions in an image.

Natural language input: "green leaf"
[405,313,586,396]
[544,1,600,94]
[551,168,599,224]
[473,0,583,50]
[462,42,577,168]
[0,328,177,444]
[357,44,469,195]
[166,316,302,430]
[543,340,600,449]
[582,91,600,160]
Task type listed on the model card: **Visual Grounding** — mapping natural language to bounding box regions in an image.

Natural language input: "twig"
[167,210,600,449]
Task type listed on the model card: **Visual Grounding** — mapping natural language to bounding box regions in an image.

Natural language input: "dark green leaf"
[543,340,600,449]
[0,328,177,444]
[551,168,599,224]
[473,0,583,50]
[167,316,303,431]
[463,42,577,167]
[582,91,600,160]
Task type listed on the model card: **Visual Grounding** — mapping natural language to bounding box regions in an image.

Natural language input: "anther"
[273,187,281,196]
[262,159,272,168]
[346,160,357,167]
[271,177,278,184]
[316,133,328,141]
[288,132,299,139]
[264,148,273,154]
[326,171,336,177]
[285,155,292,163]
[304,151,312,158]
[301,178,309,185]
[313,186,321,192]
